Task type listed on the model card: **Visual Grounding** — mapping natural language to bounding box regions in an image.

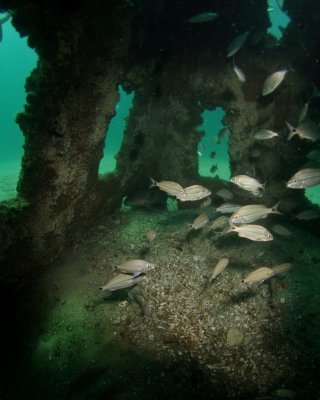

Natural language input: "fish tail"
[149,177,157,188]
[286,120,296,141]
[225,220,235,233]
[272,201,282,215]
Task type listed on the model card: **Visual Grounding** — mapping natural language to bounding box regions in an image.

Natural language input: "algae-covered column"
[0,0,132,272]
[117,58,203,196]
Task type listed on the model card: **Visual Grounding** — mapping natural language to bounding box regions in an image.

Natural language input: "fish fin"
[224,219,235,233]
[149,177,157,188]
[271,201,282,215]
[286,120,297,141]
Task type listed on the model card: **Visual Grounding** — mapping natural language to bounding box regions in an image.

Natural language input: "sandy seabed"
[2,200,320,399]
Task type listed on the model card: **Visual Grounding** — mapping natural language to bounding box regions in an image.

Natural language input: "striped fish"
[227,223,273,241]
[230,175,265,196]
[177,184,211,202]
[209,257,229,283]
[188,213,209,231]
[286,121,320,142]
[242,267,274,283]
[286,168,320,189]
[149,177,185,197]
[100,273,145,292]
[230,202,281,224]
[116,259,155,274]
[262,69,288,96]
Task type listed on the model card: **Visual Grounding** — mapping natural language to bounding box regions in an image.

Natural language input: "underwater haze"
[2,2,320,400]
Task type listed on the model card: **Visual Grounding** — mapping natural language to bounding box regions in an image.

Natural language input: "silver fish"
[249,149,262,158]
[286,168,320,189]
[307,149,320,161]
[286,121,320,142]
[216,127,230,144]
[230,202,281,224]
[186,12,218,23]
[100,273,144,292]
[188,213,209,231]
[146,229,157,243]
[230,175,265,196]
[177,184,211,202]
[293,209,320,220]
[215,203,241,214]
[149,177,185,197]
[216,188,233,201]
[232,59,246,82]
[116,259,155,274]
[254,129,279,140]
[200,197,212,208]
[209,257,229,283]
[208,215,229,231]
[242,267,274,283]
[262,69,288,96]
[227,31,249,58]
[271,224,292,237]
[227,223,273,241]
[271,263,292,275]
[298,102,309,123]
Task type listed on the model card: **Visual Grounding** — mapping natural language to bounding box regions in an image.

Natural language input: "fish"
[116,259,155,274]
[262,69,288,96]
[186,12,218,23]
[188,213,209,231]
[209,257,229,283]
[230,175,265,196]
[216,127,230,144]
[216,188,233,201]
[230,202,281,224]
[298,102,309,123]
[100,273,145,292]
[271,263,292,275]
[146,229,157,243]
[271,224,292,237]
[215,203,241,214]
[267,7,276,12]
[232,58,246,82]
[210,164,218,174]
[149,177,185,197]
[307,149,320,161]
[286,168,320,189]
[227,31,249,58]
[254,129,279,140]
[210,151,217,159]
[177,184,211,202]
[293,209,320,220]
[227,223,273,241]
[286,121,320,142]
[124,189,166,209]
[249,149,262,158]
[208,215,229,231]
[0,12,10,42]
[200,197,212,208]
[242,267,274,283]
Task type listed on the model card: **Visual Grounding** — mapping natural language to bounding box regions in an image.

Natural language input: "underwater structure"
[1,0,320,399]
